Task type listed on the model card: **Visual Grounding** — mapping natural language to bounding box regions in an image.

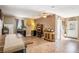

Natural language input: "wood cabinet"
[44,31,55,42]
[36,24,43,37]
[0,9,2,20]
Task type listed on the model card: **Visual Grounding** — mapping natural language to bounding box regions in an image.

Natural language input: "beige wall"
[24,18,36,36]
[35,15,55,31]
[77,16,79,39]
[3,15,36,36]
[3,15,16,33]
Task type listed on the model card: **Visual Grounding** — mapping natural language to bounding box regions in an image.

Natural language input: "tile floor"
[0,35,5,52]
[0,36,79,53]
[24,36,55,53]
[56,39,79,53]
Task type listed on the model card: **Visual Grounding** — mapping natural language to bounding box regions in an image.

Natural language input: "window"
[16,19,24,29]
[17,20,22,29]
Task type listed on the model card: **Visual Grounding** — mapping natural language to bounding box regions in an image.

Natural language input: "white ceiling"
[0,5,79,18]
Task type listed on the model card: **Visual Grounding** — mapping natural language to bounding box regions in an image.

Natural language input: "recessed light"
[51,5,55,9]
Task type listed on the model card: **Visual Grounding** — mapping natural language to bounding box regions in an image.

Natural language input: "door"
[66,20,78,38]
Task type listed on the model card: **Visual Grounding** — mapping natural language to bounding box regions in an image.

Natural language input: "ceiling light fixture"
[41,12,48,18]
